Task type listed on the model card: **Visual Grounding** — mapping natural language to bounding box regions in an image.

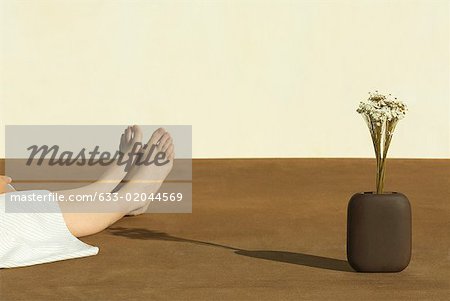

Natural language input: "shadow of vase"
[235,250,352,272]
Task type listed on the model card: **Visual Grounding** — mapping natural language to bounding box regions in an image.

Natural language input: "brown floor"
[1,159,449,300]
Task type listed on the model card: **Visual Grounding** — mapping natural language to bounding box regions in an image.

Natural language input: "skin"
[0,176,13,194]
[1,126,175,238]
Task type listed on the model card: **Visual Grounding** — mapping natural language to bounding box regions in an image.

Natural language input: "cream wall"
[1,0,449,158]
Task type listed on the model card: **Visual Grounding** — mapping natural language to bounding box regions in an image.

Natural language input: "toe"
[147,128,166,148]
[132,125,143,143]
[166,144,174,158]
[158,132,171,151]
[125,127,132,142]
[161,137,173,153]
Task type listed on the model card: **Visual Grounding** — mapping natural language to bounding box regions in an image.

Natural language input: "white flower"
[357,91,407,123]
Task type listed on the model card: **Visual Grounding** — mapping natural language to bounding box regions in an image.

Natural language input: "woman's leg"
[62,128,175,237]
[56,125,142,237]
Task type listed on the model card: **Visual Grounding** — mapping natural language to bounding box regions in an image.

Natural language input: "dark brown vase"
[347,192,411,272]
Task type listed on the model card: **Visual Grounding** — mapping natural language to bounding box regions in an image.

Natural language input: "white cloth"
[0,190,98,268]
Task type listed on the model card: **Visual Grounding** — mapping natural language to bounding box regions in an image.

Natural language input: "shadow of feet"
[108,227,353,272]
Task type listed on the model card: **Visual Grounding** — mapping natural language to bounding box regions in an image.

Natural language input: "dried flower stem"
[357,92,406,194]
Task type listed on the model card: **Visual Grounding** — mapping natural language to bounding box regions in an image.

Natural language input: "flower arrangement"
[357,91,407,194]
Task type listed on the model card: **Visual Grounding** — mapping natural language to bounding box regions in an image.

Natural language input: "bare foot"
[92,125,142,188]
[118,128,175,215]
[120,125,143,158]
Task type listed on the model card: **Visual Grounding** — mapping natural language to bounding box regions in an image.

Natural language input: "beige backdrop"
[1,0,449,158]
